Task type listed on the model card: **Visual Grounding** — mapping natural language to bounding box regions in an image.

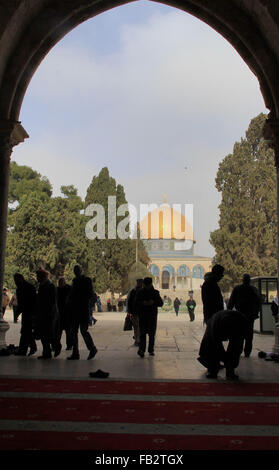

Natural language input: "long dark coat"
[36,280,59,341]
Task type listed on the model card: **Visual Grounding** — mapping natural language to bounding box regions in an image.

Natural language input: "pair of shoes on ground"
[89,369,109,378]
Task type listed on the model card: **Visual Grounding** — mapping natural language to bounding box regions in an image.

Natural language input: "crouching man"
[197,309,249,380]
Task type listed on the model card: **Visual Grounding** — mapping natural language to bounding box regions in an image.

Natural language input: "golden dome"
[140,203,193,240]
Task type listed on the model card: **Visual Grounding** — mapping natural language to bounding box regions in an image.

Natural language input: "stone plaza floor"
[1,306,278,382]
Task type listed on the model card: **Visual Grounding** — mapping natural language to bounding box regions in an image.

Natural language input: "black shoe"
[38,355,52,360]
[28,348,37,356]
[93,319,97,325]
[226,373,239,380]
[197,356,209,368]
[206,373,218,379]
[89,369,109,378]
[87,347,98,360]
[137,350,144,358]
[244,353,250,358]
[15,351,27,356]
[149,352,155,356]
[54,344,62,357]
[67,354,80,360]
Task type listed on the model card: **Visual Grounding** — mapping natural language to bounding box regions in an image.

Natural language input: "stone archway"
[1,0,279,299]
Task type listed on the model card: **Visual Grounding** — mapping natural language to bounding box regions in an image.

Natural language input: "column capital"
[0,120,29,147]
[263,118,279,166]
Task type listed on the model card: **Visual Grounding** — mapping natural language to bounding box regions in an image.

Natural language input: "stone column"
[263,118,279,352]
[0,121,28,329]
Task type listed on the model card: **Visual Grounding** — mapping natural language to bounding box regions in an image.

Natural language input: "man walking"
[67,265,97,360]
[36,269,61,359]
[201,264,225,325]
[57,277,72,351]
[227,274,261,357]
[14,273,37,356]
[173,297,181,316]
[127,278,143,346]
[135,277,163,358]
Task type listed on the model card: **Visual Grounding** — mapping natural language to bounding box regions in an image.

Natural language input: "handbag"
[123,314,133,331]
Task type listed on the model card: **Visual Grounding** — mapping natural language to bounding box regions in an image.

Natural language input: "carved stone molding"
[263,118,279,167]
[0,120,28,162]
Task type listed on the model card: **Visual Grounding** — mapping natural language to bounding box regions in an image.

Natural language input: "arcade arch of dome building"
[0,1,279,299]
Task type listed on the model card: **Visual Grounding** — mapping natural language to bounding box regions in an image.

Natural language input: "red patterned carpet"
[0,378,279,450]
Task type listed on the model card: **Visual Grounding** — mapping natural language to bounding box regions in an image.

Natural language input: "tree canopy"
[5,164,149,293]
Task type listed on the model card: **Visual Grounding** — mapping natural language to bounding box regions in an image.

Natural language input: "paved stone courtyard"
[1,306,278,382]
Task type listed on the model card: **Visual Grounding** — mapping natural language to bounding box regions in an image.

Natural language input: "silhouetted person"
[57,277,72,350]
[2,288,10,316]
[198,309,249,380]
[186,296,196,321]
[96,296,102,312]
[201,264,224,325]
[173,297,181,316]
[135,277,163,357]
[228,274,261,357]
[36,269,61,359]
[9,292,19,323]
[88,290,97,326]
[127,278,144,346]
[14,273,37,356]
[67,265,97,360]
[271,293,278,319]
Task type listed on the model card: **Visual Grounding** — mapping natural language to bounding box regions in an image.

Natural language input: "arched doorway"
[162,270,170,289]
[161,265,175,289]
[0,0,279,300]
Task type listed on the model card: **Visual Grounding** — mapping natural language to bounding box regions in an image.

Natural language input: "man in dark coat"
[201,264,225,324]
[14,273,37,356]
[135,277,163,357]
[173,298,181,316]
[127,278,143,346]
[198,309,249,380]
[36,269,61,359]
[57,277,72,350]
[186,296,196,322]
[228,274,261,357]
[67,265,97,360]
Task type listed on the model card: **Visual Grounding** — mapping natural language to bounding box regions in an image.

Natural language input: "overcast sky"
[13,1,266,257]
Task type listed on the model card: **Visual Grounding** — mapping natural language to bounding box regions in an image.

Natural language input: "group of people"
[127,278,163,357]
[4,262,268,380]
[11,265,98,360]
[198,264,261,380]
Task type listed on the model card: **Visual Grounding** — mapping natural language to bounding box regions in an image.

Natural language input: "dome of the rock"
[140,203,193,240]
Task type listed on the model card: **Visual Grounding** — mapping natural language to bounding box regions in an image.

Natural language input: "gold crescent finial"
[163,194,167,204]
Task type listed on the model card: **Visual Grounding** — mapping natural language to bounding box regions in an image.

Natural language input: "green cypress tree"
[210,113,277,290]
[84,167,149,294]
